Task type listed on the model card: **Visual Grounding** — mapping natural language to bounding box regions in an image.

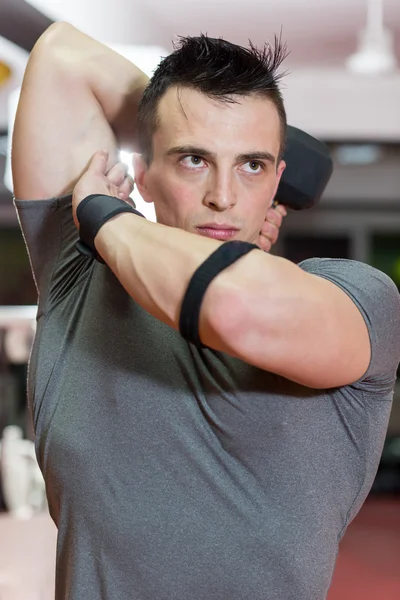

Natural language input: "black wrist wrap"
[179,240,259,348]
[75,194,145,263]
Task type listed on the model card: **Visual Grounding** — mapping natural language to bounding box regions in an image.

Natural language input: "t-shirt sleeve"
[14,194,95,315]
[298,257,400,390]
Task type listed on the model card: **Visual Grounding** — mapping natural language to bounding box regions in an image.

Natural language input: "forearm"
[93,212,374,389]
[94,213,251,353]
[35,22,149,150]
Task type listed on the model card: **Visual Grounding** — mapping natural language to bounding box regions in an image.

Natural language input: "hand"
[256,204,287,252]
[72,151,135,229]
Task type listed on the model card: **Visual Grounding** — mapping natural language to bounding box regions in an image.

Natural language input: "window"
[369,234,400,292]
[282,234,351,264]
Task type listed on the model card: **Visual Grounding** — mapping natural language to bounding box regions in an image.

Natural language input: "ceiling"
[0,1,399,137]
[0,0,399,217]
[25,0,400,64]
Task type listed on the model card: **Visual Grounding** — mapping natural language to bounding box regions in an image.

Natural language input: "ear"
[270,160,286,205]
[132,153,153,204]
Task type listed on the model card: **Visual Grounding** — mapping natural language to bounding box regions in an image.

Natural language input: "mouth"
[196,225,239,241]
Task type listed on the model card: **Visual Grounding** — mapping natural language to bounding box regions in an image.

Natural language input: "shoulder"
[298,257,400,325]
[298,257,400,308]
[299,258,400,385]
[298,257,397,288]
[14,193,93,314]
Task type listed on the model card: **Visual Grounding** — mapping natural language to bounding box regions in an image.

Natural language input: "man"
[12,22,400,600]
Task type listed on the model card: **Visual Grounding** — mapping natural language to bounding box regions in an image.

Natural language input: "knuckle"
[263,223,276,236]
[266,211,279,226]
[278,205,287,217]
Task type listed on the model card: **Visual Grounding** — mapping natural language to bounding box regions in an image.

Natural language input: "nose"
[203,170,237,211]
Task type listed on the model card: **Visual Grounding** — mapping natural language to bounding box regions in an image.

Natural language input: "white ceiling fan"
[346,0,398,74]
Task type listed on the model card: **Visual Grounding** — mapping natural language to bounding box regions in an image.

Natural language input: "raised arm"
[12,22,148,200]
[70,153,378,390]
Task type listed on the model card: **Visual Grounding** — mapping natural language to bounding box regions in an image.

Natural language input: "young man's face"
[134,86,285,244]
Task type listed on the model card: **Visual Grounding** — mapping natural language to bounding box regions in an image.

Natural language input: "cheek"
[168,168,206,197]
[150,174,201,224]
[242,183,274,213]
[241,187,275,234]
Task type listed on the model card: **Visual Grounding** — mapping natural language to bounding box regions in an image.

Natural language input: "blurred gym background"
[0,1,399,599]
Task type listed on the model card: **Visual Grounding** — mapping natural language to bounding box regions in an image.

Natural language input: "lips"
[196,225,239,241]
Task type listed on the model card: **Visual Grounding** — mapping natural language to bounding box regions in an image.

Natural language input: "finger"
[265,207,283,227]
[274,204,288,217]
[117,175,135,201]
[89,150,109,175]
[260,222,279,245]
[257,234,272,252]
[106,162,129,187]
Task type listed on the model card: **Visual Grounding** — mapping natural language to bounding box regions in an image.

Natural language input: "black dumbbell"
[275,126,333,210]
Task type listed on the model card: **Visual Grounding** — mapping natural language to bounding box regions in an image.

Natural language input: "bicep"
[215,254,371,389]
[263,274,371,388]
[12,41,117,201]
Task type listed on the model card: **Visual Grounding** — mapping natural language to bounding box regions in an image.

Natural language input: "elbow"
[31,22,76,62]
[34,22,74,48]
[27,23,84,84]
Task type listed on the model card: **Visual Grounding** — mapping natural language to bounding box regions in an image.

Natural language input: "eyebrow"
[166,145,276,165]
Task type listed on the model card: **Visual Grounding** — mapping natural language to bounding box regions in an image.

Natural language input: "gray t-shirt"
[15,195,400,600]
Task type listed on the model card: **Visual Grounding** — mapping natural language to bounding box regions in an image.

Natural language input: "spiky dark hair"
[137,34,289,163]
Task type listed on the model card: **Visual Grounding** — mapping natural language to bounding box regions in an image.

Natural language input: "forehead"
[153,86,281,157]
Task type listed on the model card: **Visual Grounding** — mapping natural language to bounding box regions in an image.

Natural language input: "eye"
[241,161,265,174]
[181,155,205,168]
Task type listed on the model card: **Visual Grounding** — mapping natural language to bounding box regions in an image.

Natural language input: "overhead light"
[346,0,397,75]
[334,144,383,166]
[346,28,397,74]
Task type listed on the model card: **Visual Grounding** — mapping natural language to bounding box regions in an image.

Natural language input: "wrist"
[75,194,145,263]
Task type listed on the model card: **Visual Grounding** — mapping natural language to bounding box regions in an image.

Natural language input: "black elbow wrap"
[179,240,259,348]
